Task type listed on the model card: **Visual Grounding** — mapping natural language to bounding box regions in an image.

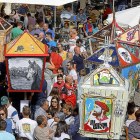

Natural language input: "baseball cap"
[1,96,8,105]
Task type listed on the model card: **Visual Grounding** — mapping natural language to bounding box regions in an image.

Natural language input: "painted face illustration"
[93,105,102,114]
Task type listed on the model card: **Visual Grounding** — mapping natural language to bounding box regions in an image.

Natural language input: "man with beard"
[84,101,111,132]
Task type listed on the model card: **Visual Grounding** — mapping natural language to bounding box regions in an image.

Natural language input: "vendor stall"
[0,17,12,62]
[78,63,130,139]
[4,31,48,92]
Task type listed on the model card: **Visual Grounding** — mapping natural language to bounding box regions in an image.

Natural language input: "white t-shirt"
[80,46,86,53]
[125,119,135,127]
[7,105,19,130]
[65,115,75,125]
[47,96,53,106]
[69,69,78,80]
[53,132,70,140]
[48,119,57,131]
[15,118,37,140]
[69,46,76,55]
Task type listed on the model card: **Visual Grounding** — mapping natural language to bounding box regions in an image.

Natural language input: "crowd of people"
[0,0,139,140]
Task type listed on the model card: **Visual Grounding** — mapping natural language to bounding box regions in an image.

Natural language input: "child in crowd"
[63,103,75,125]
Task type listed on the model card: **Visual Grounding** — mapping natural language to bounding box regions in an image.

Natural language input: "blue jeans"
[31,105,40,120]
[117,5,125,11]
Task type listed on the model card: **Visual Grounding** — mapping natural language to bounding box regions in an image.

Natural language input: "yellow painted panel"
[120,29,139,43]
[6,35,21,53]
[7,32,45,54]
[31,35,45,53]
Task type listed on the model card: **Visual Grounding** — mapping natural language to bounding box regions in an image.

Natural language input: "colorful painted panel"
[117,25,140,46]
[92,24,112,40]
[93,69,119,85]
[122,64,140,87]
[7,57,44,90]
[120,43,140,60]
[0,17,11,30]
[117,44,140,67]
[87,47,119,66]
[6,32,45,55]
[84,97,112,133]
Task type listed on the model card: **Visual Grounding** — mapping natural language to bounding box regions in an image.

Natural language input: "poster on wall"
[84,97,112,133]
[7,57,44,91]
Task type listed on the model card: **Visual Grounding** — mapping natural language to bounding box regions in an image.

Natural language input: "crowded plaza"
[0,0,140,140]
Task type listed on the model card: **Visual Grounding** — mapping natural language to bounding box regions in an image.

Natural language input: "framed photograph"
[6,57,45,92]
[81,94,116,136]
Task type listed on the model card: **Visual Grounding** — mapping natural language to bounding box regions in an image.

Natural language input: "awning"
[0,0,77,6]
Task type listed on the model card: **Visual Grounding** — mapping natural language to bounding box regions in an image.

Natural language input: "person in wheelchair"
[60,6,73,27]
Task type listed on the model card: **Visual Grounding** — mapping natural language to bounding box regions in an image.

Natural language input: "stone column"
[4,3,11,15]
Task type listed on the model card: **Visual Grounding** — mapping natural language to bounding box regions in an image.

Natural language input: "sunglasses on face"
[52,101,57,104]
[0,113,4,116]
[54,116,59,118]
[67,65,70,66]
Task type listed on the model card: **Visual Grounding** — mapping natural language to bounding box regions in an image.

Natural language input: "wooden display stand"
[0,17,12,62]
[78,63,130,139]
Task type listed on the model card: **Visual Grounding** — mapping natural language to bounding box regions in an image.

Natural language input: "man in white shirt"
[1,96,19,133]
[67,61,78,85]
[15,106,37,140]
[69,28,79,55]
[76,39,88,57]
[60,6,73,27]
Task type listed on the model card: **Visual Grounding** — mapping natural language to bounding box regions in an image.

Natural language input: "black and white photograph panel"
[8,57,44,90]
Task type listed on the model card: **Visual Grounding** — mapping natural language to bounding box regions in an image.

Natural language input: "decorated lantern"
[85,36,140,92]
[5,31,48,92]
[0,17,12,62]
[78,63,130,139]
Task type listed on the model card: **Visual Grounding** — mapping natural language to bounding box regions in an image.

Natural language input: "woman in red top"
[53,74,65,95]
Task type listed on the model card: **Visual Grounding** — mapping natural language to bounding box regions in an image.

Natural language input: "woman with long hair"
[44,54,55,96]
[47,96,61,119]
[47,87,60,106]
[53,121,70,140]
[0,107,12,133]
